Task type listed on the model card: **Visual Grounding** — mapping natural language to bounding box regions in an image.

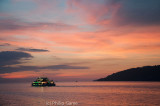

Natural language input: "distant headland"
[95,65,160,81]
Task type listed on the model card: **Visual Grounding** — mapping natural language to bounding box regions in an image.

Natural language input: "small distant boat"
[32,77,56,86]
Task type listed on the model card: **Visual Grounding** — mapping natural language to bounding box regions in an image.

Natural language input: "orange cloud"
[0,71,38,79]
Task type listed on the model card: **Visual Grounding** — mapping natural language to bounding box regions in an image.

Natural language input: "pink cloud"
[67,0,121,26]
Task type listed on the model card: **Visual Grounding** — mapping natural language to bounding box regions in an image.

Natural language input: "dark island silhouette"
[95,65,160,81]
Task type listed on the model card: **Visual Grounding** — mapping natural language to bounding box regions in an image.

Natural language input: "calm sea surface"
[0,82,160,106]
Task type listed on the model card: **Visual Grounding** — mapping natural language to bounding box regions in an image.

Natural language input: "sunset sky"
[0,0,160,81]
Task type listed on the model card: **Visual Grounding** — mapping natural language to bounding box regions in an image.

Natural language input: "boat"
[32,77,56,86]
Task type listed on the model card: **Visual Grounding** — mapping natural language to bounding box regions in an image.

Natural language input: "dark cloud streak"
[0,51,89,74]
[0,43,11,46]
[16,47,49,52]
[0,65,89,74]
[0,51,33,67]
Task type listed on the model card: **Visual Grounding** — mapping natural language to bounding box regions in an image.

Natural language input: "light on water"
[0,82,160,106]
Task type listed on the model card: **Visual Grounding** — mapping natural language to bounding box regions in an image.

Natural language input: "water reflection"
[0,82,160,106]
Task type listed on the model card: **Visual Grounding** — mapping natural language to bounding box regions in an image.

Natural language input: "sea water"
[0,82,160,106]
